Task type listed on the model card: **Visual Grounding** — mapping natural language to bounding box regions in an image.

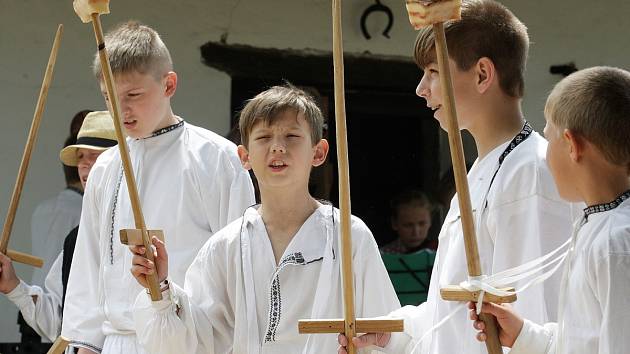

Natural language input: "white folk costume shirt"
[31,187,82,286]
[7,251,64,341]
[511,191,630,354]
[133,204,401,354]
[61,121,255,353]
[386,123,574,354]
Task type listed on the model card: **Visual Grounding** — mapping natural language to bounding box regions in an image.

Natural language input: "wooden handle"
[332,0,357,353]
[298,318,404,334]
[120,229,164,246]
[1,24,63,255]
[90,14,161,301]
[46,336,70,354]
[6,249,44,268]
[440,285,517,303]
[433,23,480,276]
[433,23,502,354]
[479,313,504,353]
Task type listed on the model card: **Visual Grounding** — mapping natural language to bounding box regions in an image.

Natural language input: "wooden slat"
[299,318,404,334]
[440,285,517,303]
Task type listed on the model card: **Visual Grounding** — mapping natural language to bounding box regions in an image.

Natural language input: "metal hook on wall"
[360,0,394,40]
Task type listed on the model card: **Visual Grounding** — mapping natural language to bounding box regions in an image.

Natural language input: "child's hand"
[468,301,523,348]
[337,332,390,353]
[0,252,20,294]
[130,236,168,288]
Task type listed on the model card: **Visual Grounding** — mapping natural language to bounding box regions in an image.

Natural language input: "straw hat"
[60,111,117,166]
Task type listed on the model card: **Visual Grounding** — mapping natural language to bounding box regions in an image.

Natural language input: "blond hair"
[414,0,529,98]
[93,21,172,80]
[545,66,630,167]
[238,84,324,147]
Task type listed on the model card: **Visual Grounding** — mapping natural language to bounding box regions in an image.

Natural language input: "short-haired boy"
[130,84,400,353]
[61,22,255,354]
[471,66,630,353]
[339,1,574,352]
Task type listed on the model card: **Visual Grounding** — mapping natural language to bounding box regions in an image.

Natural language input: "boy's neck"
[258,188,320,264]
[579,160,630,207]
[469,96,525,159]
[157,111,179,131]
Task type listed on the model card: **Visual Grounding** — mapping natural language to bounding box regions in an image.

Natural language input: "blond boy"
[472,66,630,353]
[130,85,400,354]
[61,22,255,354]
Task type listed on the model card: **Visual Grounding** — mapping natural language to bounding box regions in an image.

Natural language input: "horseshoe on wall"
[360,0,394,40]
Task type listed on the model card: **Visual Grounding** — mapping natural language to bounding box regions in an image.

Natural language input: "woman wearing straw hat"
[0,111,116,344]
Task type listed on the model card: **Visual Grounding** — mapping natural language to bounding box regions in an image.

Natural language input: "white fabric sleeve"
[200,146,254,234]
[382,304,426,353]
[352,218,403,354]
[487,192,571,324]
[592,252,630,353]
[510,319,556,354]
[133,283,199,354]
[133,240,233,354]
[60,177,106,353]
[6,252,64,341]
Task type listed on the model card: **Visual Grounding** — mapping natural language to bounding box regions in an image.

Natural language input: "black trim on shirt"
[583,189,630,220]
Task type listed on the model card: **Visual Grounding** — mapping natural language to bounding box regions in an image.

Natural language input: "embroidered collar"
[498,121,533,165]
[148,119,184,138]
[583,189,630,219]
[486,121,533,195]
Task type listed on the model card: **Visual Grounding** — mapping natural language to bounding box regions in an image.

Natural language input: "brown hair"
[391,189,435,219]
[545,66,630,167]
[93,21,173,80]
[238,84,324,147]
[414,0,529,98]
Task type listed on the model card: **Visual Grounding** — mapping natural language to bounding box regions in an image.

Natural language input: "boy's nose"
[416,80,430,99]
[271,142,286,154]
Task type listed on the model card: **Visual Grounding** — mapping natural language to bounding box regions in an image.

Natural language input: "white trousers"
[102,334,148,354]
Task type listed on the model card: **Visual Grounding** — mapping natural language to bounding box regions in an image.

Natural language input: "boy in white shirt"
[61,21,255,354]
[471,66,630,354]
[130,84,400,354]
[340,1,574,352]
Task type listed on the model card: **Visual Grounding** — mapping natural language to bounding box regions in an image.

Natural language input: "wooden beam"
[299,318,404,334]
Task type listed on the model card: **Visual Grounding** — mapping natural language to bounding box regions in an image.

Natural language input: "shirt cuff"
[6,280,33,304]
[510,319,553,354]
[383,331,413,353]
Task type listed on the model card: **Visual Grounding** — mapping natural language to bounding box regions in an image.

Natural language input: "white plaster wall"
[1,0,629,342]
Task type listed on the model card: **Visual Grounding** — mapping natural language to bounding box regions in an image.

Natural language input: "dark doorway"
[201,42,440,245]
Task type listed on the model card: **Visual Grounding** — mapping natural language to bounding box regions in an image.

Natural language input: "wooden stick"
[90,14,161,300]
[331,0,357,353]
[0,24,62,268]
[433,22,503,354]
[299,2,402,350]
[440,285,516,303]
[298,318,404,334]
[6,249,44,268]
[46,336,70,354]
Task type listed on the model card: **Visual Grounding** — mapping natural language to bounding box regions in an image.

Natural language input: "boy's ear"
[164,71,177,97]
[563,129,584,162]
[312,139,329,167]
[237,145,252,170]
[475,57,495,94]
